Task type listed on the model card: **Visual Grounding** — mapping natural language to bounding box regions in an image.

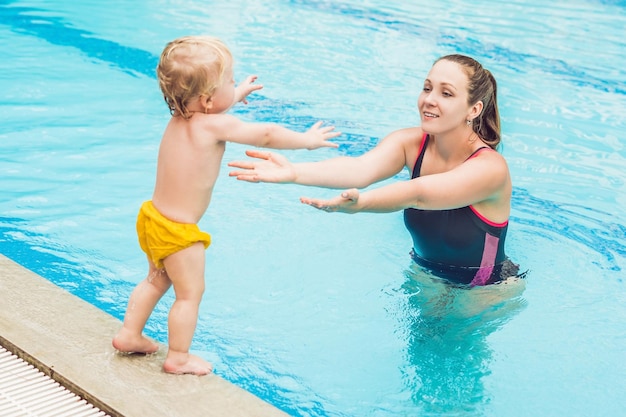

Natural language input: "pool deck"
[0,254,291,417]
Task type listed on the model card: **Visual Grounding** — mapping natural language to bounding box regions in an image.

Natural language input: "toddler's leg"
[112,260,171,354]
[161,242,213,376]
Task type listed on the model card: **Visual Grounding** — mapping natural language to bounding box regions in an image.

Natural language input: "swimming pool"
[1,0,625,415]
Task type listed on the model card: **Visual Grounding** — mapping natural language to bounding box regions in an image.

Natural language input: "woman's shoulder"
[382,126,425,145]
[471,145,508,166]
[463,146,511,193]
[390,126,424,137]
[375,127,426,170]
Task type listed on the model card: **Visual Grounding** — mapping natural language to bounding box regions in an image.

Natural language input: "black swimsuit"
[403,134,521,286]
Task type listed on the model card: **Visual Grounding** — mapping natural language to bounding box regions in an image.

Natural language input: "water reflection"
[399,264,528,415]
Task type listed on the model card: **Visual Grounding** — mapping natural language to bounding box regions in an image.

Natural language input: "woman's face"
[418,59,473,134]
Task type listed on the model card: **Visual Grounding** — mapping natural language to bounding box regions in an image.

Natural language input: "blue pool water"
[1,1,625,416]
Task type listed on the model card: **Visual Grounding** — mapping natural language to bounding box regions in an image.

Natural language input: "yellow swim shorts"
[136,201,211,269]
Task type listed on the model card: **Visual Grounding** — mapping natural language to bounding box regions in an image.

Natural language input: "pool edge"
[0,253,291,417]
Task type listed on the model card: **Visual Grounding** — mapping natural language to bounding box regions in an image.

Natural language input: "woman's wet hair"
[437,54,501,149]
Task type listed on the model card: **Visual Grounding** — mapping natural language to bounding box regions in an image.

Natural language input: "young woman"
[229,54,524,286]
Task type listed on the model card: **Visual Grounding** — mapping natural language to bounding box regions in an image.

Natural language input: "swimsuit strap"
[466,146,491,161]
[411,133,430,178]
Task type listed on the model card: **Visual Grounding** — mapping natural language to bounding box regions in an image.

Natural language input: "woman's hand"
[300,188,360,213]
[228,150,296,183]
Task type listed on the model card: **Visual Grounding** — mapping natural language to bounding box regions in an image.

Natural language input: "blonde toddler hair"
[157,36,233,119]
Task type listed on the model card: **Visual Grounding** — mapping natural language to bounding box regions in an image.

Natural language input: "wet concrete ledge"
[0,254,291,417]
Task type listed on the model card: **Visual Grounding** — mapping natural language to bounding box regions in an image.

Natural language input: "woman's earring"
[466,119,472,126]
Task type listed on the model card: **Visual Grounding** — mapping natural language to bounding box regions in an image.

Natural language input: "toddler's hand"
[236,75,263,104]
[305,121,341,149]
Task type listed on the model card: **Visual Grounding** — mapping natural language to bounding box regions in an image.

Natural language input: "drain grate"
[0,346,110,417]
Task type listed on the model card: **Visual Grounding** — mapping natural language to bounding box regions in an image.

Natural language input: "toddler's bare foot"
[112,327,159,354]
[163,351,213,376]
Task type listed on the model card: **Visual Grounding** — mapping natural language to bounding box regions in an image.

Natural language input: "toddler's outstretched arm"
[213,114,340,150]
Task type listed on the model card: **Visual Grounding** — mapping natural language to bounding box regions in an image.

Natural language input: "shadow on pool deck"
[0,254,291,417]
